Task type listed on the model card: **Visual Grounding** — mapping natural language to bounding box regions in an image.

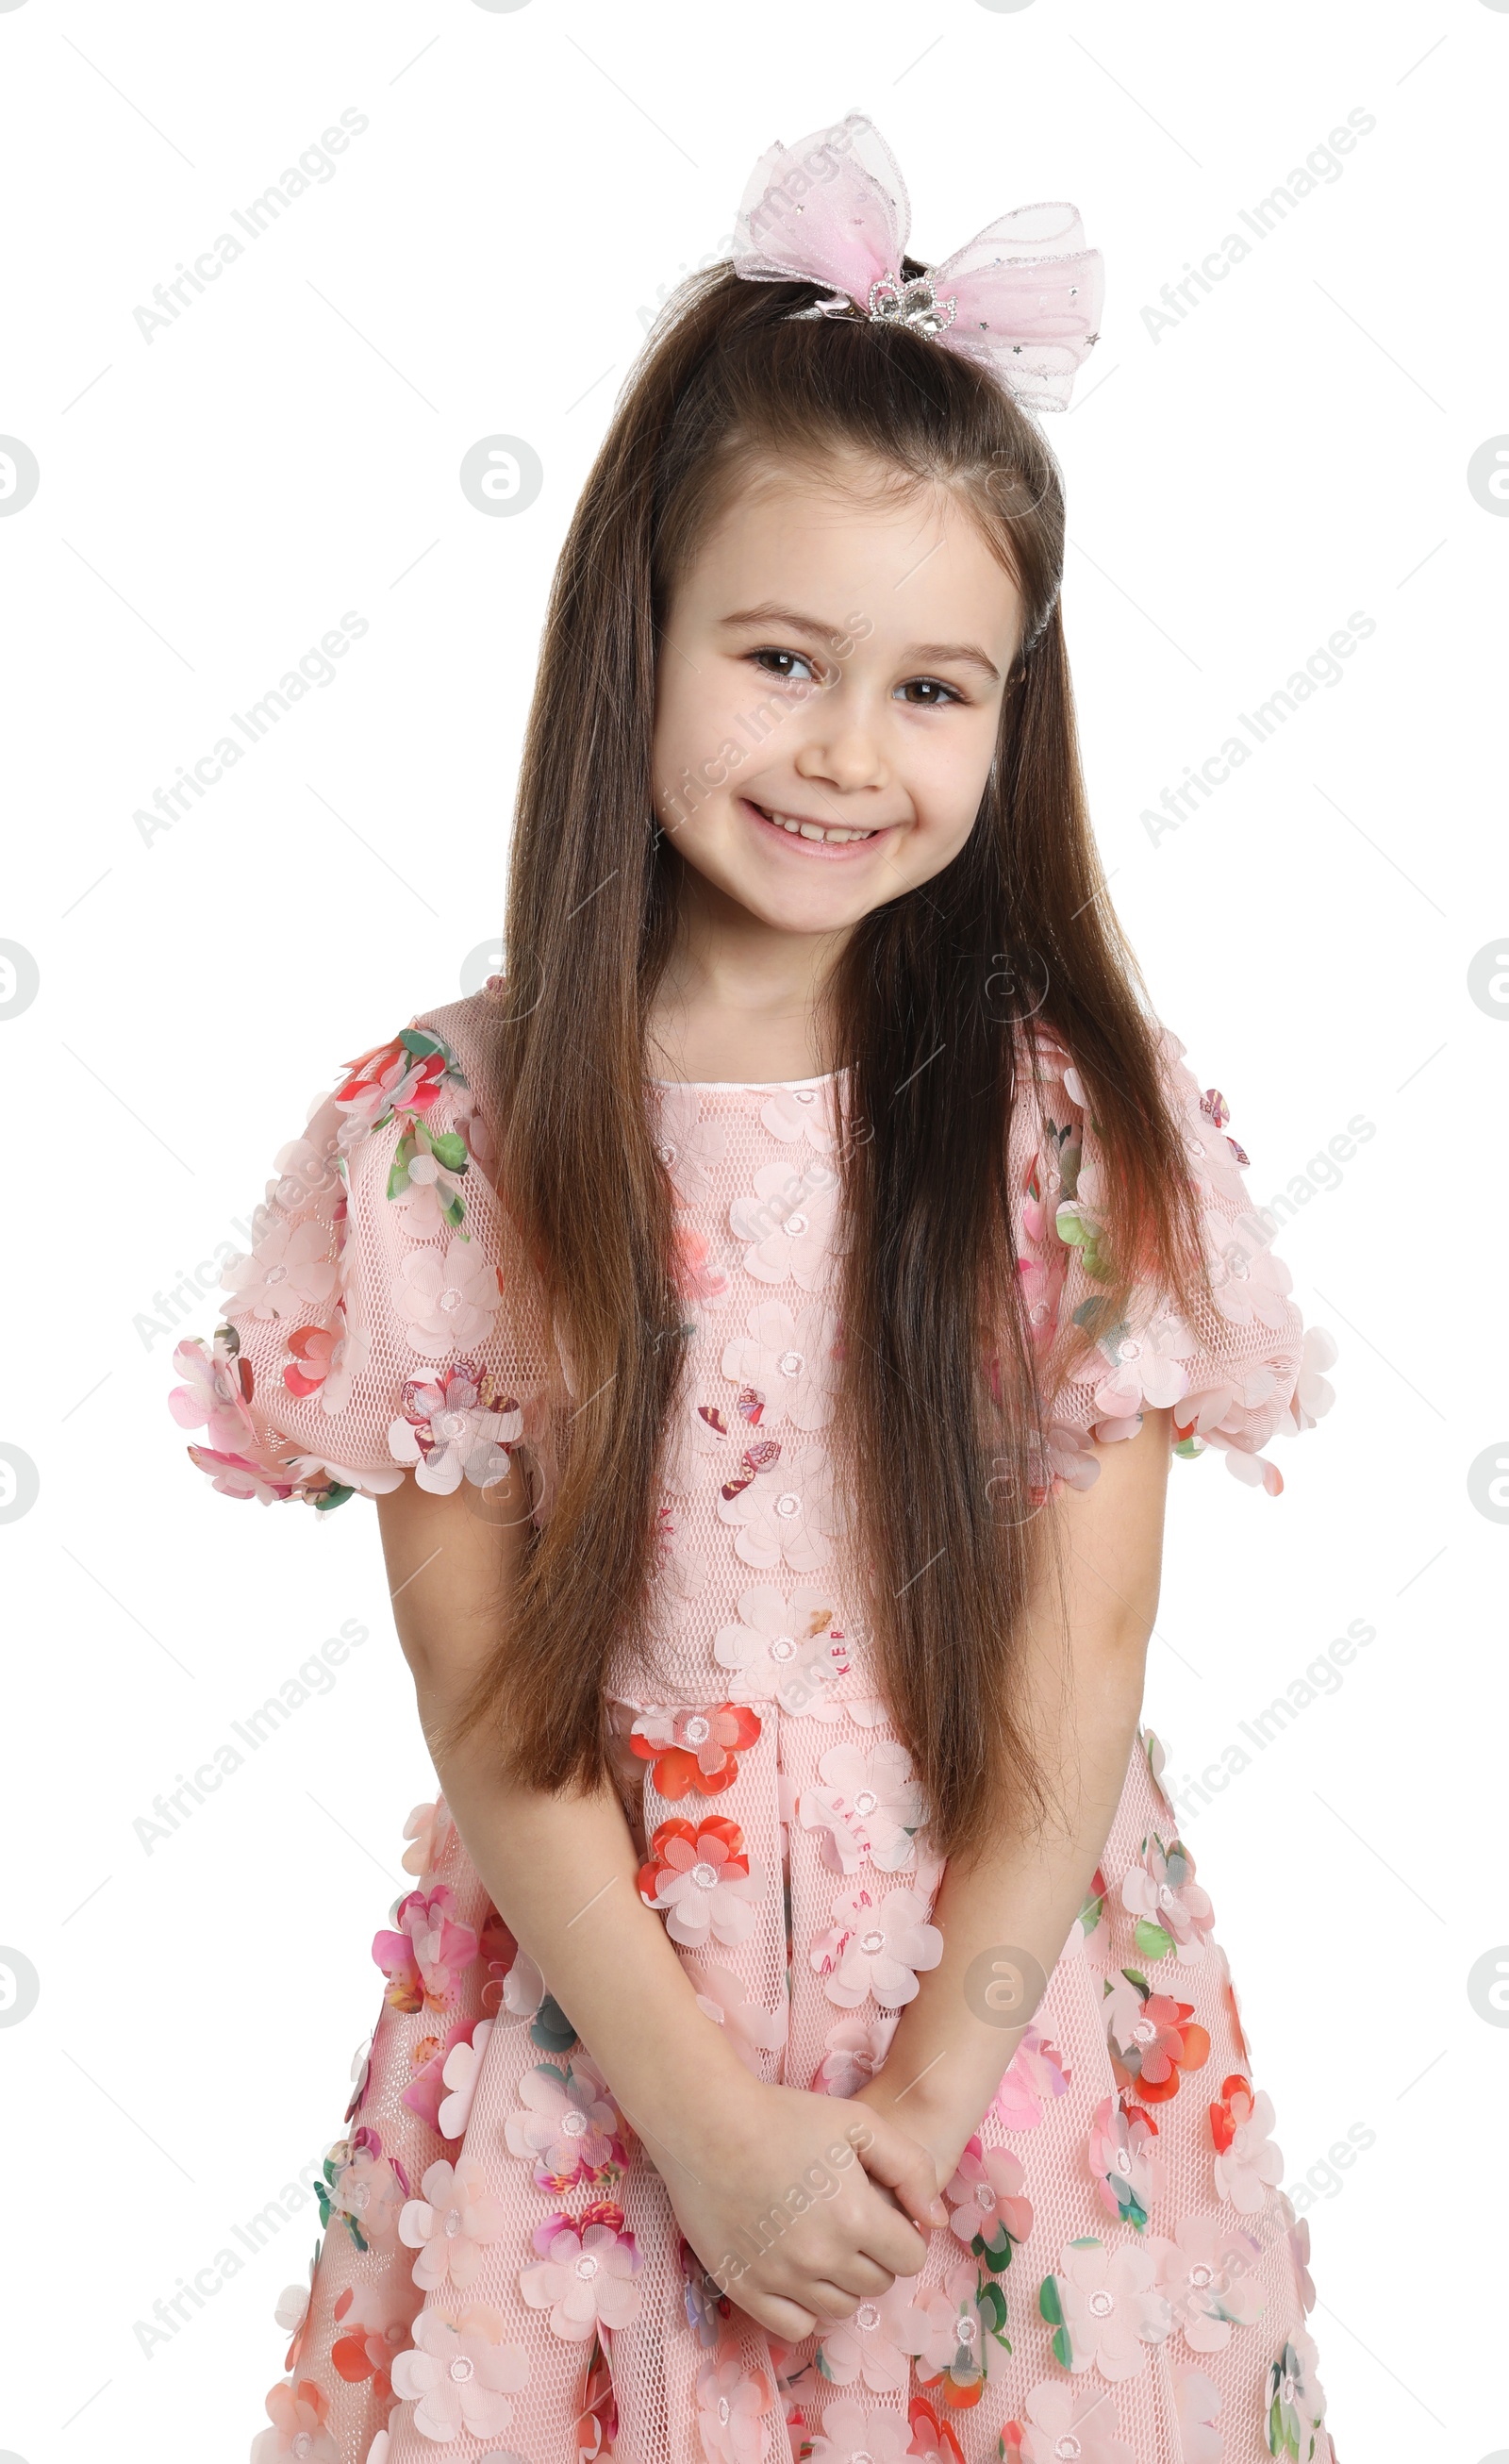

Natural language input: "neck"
[645,871,848,1084]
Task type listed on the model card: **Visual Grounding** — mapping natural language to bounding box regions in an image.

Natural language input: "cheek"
[650,676,689,787]
[653,667,740,794]
[906,718,997,838]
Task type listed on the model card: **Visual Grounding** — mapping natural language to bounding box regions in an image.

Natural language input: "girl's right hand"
[654,2076,945,2341]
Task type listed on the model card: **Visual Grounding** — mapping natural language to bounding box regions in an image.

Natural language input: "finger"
[812,2251,895,2301]
[738,2289,818,2342]
[859,2207,930,2283]
[851,2114,942,2234]
[845,2176,929,2279]
[806,2277,865,2322]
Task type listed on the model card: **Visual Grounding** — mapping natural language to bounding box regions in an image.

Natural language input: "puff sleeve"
[1023,1024,1337,1495]
[169,1017,549,1509]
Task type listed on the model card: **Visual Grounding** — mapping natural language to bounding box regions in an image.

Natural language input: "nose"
[792,703,889,797]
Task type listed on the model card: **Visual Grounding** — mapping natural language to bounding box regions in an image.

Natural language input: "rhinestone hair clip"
[731,110,1103,413]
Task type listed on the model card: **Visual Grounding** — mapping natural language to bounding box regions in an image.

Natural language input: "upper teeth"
[762,808,875,844]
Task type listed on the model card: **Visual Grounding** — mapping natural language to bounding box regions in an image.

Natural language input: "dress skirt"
[257,1717,1335,2464]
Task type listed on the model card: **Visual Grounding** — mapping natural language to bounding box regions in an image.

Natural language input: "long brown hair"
[460,262,1216,1860]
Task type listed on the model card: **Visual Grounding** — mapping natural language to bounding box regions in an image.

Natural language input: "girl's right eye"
[751,647,818,685]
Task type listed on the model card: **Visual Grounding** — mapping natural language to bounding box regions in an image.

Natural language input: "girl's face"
[652,454,1024,941]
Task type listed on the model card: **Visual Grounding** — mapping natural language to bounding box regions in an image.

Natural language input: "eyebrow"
[718,602,1002,684]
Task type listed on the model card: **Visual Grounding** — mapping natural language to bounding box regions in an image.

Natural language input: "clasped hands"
[659,2068,970,2344]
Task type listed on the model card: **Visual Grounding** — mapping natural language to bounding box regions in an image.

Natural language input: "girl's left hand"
[848,2074,967,2215]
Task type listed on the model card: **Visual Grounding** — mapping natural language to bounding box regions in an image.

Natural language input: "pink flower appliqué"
[713,1582,851,1714]
[401,2020,487,2139]
[1001,2380,1136,2464]
[651,1083,729,1206]
[169,1331,252,1454]
[638,1816,765,1949]
[389,2303,530,2441]
[800,1738,926,1875]
[629,1701,763,1798]
[721,1295,839,1431]
[805,2394,913,2463]
[334,1029,454,1144]
[760,1082,837,1152]
[945,2136,1033,2273]
[504,2054,623,2190]
[388,1358,522,1492]
[987,2024,1072,2132]
[1210,2074,1285,2214]
[813,2012,899,2098]
[223,1215,339,1323]
[1149,2212,1265,2352]
[251,2377,339,2463]
[816,2273,929,2391]
[372,1886,479,2015]
[391,1236,501,1361]
[327,2139,407,2253]
[399,2157,506,2291]
[731,1157,842,1289]
[1265,2329,1330,2462]
[1038,2238,1171,2380]
[1088,1307,1196,1423]
[695,2351,773,2464]
[1086,2094,1164,2233]
[519,2219,642,2340]
[718,1440,847,1573]
[401,1796,456,1884]
[810,1884,943,2010]
[274,2258,316,2374]
[389,1114,471,1240]
[281,1305,371,1419]
[329,2276,423,2402]
[1119,1831,1215,1966]
[1103,1978,1211,2105]
[685,1959,788,2073]
[914,2261,1011,2406]
[433,2016,493,2140]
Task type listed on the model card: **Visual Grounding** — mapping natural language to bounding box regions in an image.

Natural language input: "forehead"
[675,452,1020,636]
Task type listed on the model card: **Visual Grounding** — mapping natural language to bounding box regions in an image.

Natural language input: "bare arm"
[374,1457,939,2340]
[853,1407,1173,2183]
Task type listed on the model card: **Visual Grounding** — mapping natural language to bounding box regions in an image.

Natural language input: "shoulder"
[1016,1014,1247,1194]
[1021,1012,1338,1491]
[324,990,506,1193]
[407,986,506,1094]
[170,983,539,1509]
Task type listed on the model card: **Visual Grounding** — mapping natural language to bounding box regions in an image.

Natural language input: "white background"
[1,2,1504,2456]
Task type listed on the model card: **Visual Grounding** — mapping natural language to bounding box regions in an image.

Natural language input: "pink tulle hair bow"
[732,111,1103,413]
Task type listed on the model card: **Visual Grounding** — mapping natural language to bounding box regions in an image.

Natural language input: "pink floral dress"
[171,987,1341,2464]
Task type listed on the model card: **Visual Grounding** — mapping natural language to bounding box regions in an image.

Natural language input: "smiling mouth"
[745,798,887,847]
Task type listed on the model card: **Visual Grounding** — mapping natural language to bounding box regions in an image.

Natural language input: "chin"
[734,870,879,933]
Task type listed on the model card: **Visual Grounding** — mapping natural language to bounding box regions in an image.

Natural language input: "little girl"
[173,114,1340,2464]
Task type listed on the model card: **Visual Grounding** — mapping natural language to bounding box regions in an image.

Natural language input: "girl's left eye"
[895,677,963,708]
